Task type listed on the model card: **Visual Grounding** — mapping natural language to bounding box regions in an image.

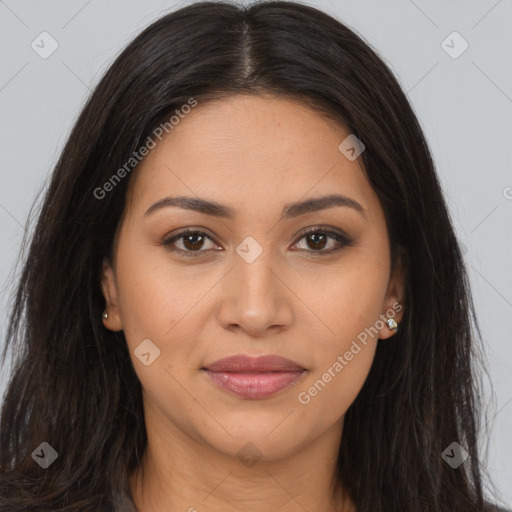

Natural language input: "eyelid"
[295,225,351,244]
[161,228,221,257]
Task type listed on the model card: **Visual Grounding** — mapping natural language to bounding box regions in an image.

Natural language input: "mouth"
[201,354,307,400]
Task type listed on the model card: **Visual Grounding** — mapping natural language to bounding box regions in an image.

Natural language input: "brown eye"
[181,232,206,251]
[293,228,351,254]
[305,232,328,250]
[162,230,219,257]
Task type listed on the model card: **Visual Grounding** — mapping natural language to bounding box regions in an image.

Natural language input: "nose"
[215,250,294,338]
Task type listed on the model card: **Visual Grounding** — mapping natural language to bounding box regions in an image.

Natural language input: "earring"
[386,318,398,331]
[103,312,108,319]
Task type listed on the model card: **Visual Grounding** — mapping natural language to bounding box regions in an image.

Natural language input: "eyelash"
[161,226,352,259]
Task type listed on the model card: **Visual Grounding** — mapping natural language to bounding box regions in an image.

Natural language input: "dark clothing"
[113,485,138,512]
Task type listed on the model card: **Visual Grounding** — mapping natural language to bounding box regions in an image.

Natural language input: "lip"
[201,354,307,400]
[203,354,305,372]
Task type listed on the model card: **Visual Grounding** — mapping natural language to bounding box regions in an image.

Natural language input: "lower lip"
[203,370,306,399]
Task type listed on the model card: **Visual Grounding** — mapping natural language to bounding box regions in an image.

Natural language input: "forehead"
[125,94,379,221]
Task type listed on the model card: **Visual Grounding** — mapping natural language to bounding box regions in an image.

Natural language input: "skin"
[101,94,405,512]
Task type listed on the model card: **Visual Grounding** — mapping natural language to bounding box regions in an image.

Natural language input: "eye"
[291,227,351,255]
[161,229,220,258]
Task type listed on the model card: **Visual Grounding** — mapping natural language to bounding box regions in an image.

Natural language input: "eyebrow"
[144,193,367,220]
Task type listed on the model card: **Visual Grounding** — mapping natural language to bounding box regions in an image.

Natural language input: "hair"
[0,1,504,511]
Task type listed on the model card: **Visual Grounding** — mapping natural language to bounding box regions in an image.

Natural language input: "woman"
[0,1,508,511]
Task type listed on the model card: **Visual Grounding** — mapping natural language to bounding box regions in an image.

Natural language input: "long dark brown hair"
[0,1,504,510]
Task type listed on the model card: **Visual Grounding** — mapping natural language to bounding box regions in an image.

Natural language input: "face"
[101,94,404,461]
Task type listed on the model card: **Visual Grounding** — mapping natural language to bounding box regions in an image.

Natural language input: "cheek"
[292,248,389,422]
[112,236,225,410]
[113,244,206,415]
[299,250,390,349]
[113,229,208,346]
[295,343,375,436]
[293,277,383,429]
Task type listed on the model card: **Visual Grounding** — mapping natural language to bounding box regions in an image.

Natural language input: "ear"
[100,257,123,331]
[378,249,406,340]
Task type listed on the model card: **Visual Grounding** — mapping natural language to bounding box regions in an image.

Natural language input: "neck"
[128,407,355,512]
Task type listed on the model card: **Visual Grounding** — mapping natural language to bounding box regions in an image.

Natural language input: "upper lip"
[202,354,305,372]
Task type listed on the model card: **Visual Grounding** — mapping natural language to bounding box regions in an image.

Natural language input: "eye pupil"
[307,233,327,250]
[183,233,204,250]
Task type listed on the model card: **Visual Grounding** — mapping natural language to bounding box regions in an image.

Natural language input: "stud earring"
[386,318,398,331]
[103,312,108,319]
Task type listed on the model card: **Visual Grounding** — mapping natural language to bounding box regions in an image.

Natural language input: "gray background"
[0,0,510,506]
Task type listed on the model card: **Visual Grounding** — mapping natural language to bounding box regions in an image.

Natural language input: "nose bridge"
[218,241,292,334]
[235,232,277,287]
[234,244,278,309]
